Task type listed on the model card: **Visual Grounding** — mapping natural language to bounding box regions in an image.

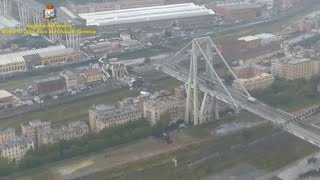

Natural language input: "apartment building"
[233,64,268,79]
[21,120,51,145]
[238,35,261,48]
[0,128,15,145]
[79,68,102,84]
[60,70,78,89]
[0,137,34,162]
[88,104,141,133]
[38,121,89,145]
[143,96,186,125]
[0,90,14,110]
[284,58,314,80]
[271,59,285,77]
[271,57,315,80]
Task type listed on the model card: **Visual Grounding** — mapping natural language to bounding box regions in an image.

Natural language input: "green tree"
[151,121,167,137]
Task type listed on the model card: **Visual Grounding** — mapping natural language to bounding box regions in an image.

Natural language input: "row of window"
[0,65,25,73]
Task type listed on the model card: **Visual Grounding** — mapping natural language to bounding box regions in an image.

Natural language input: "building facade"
[78,3,216,32]
[21,120,51,145]
[271,57,315,80]
[0,138,34,162]
[0,90,14,110]
[238,36,261,48]
[143,96,186,125]
[33,76,66,95]
[60,70,78,89]
[79,68,102,84]
[0,45,66,75]
[284,58,314,80]
[38,121,89,145]
[88,104,141,133]
[0,128,15,145]
[233,64,268,79]
[233,73,275,90]
[39,48,81,66]
[89,41,121,55]
[271,59,284,77]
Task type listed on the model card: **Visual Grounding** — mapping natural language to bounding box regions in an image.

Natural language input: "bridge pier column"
[206,42,214,78]
[214,96,220,120]
[192,41,199,126]
[184,83,191,124]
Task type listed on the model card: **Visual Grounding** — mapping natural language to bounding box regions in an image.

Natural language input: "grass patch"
[151,77,183,92]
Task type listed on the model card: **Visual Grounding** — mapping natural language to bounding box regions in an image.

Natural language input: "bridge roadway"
[160,62,320,147]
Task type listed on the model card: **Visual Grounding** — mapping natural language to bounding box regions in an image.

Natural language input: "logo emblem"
[43,5,57,23]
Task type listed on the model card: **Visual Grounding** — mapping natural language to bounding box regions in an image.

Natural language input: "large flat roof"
[254,33,277,39]
[38,48,76,58]
[238,35,260,42]
[34,76,63,84]
[0,45,66,66]
[0,90,13,99]
[288,58,311,65]
[79,3,215,26]
[216,2,260,10]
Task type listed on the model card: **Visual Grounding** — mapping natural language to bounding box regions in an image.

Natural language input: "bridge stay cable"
[208,38,252,98]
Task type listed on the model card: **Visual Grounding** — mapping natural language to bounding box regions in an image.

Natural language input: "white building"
[120,31,131,41]
[78,3,215,27]
[60,70,78,89]
[254,33,282,45]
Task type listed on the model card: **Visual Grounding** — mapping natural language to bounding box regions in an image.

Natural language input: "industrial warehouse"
[0,45,81,75]
[78,3,216,30]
